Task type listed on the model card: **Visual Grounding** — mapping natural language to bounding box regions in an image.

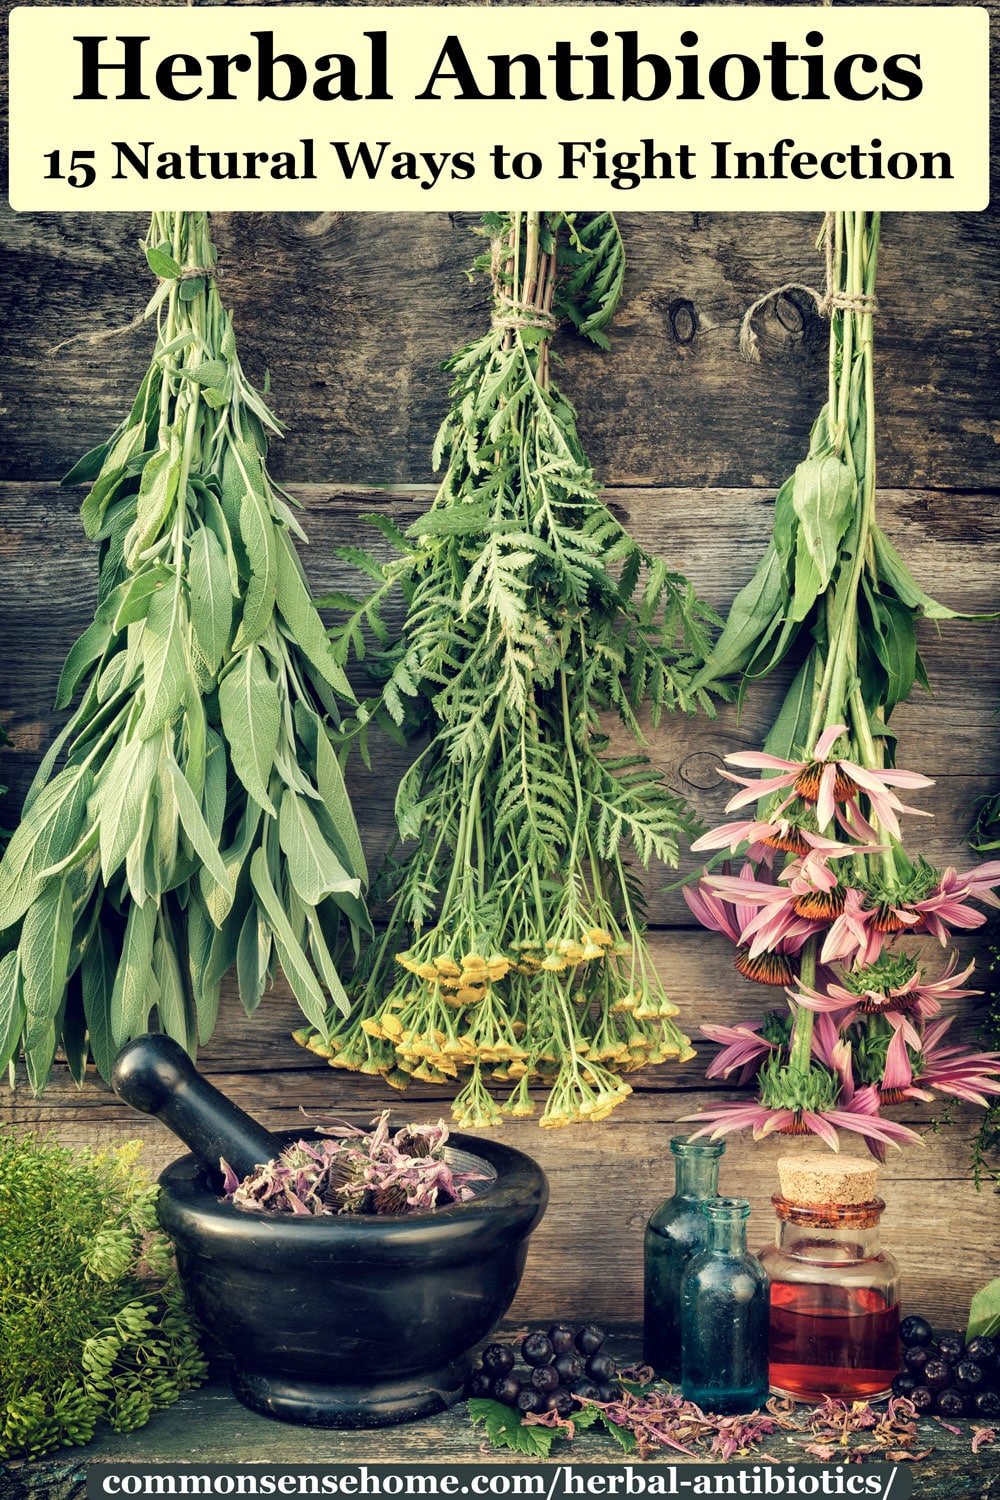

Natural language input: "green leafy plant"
[684,213,1000,1154]
[694,212,968,754]
[968,1277,1000,1341]
[0,1131,206,1460]
[296,212,717,1127]
[0,212,368,1091]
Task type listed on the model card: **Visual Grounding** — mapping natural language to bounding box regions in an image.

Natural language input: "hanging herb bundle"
[683,212,1000,1153]
[0,213,368,1091]
[297,212,718,1128]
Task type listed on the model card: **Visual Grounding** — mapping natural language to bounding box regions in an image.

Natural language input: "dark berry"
[954,1359,985,1391]
[923,1358,952,1391]
[531,1364,560,1394]
[545,1389,576,1419]
[936,1332,965,1365]
[892,1373,917,1397]
[975,1390,1000,1418]
[482,1344,516,1376]
[573,1380,601,1403]
[936,1388,966,1418]
[586,1352,617,1384]
[522,1332,555,1368]
[904,1346,930,1376]
[466,1369,492,1399]
[554,1353,585,1384]
[899,1316,934,1348]
[966,1337,998,1369]
[517,1390,546,1416]
[491,1374,522,1406]
[910,1385,934,1412]
[575,1324,606,1358]
[548,1324,576,1356]
[597,1383,621,1403]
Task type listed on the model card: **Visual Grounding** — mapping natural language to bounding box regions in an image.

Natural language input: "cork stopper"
[777,1153,879,1207]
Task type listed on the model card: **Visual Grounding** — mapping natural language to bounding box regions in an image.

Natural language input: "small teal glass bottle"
[643,1136,725,1381]
[681,1198,770,1414]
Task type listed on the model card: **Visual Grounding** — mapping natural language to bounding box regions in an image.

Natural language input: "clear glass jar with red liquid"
[759,1154,901,1403]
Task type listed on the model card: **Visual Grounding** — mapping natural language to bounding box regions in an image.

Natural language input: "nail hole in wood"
[667,298,698,345]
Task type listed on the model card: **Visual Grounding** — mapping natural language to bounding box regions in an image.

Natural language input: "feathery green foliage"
[0,1132,205,1460]
[297,212,717,1128]
[0,213,368,1090]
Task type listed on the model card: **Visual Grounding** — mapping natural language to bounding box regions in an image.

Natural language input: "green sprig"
[298,212,717,1126]
[0,1133,205,1460]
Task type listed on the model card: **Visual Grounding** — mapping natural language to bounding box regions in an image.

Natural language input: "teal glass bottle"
[643,1136,725,1381]
[681,1198,770,1414]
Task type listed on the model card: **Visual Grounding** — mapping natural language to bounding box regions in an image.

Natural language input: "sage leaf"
[0,953,25,1073]
[249,848,329,1035]
[188,525,233,673]
[165,750,233,910]
[218,647,280,816]
[279,789,361,907]
[275,537,353,698]
[110,899,158,1049]
[56,620,112,710]
[19,878,74,1024]
[138,583,187,737]
[92,733,160,885]
[314,718,368,886]
[0,765,92,929]
[81,923,117,1080]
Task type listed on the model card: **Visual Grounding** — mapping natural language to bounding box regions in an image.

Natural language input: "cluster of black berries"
[466,1325,621,1417]
[893,1317,1000,1419]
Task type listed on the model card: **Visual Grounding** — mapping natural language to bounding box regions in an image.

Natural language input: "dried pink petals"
[581,1387,792,1461]
[221,1110,487,1216]
[972,1427,996,1454]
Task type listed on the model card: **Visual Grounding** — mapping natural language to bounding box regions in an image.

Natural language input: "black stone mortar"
[113,1036,548,1429]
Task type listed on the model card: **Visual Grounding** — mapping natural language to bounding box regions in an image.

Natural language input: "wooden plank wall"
[2,186,999,1320]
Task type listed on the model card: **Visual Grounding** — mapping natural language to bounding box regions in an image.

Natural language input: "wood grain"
[3,1339,999,1494]
[1,209,999,490]
[2,482,997,924]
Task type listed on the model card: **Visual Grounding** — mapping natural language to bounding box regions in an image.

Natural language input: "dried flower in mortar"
[221,1110,485,1216]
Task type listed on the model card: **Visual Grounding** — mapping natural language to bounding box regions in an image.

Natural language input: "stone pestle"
[111,1033,280,1182]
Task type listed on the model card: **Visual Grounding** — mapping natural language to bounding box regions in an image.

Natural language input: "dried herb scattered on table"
[0,1131,205,1460]
[221,1109,485,1215]
[0,212,368,1090]
[297,211,718,1127]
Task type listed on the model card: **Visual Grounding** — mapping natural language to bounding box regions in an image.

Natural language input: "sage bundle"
[0,212,368,1090]
[298,212,718,1128]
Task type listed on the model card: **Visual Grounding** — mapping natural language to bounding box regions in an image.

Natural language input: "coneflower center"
[793,761,857,805]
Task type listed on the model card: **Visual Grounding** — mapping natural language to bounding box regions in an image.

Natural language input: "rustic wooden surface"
[3,1334,999,1498]
[2,179,1000,1337]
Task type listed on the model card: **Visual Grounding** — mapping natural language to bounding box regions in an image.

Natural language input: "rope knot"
[491,291,558,336]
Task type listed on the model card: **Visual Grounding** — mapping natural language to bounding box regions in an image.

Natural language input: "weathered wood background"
[1,86,999,1328]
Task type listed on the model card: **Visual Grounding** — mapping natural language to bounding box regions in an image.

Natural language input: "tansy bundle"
[296,212,719,1127]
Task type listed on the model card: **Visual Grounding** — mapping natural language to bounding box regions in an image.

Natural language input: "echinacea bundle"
[688,211,1000,1156]
[684,726,1000,1155]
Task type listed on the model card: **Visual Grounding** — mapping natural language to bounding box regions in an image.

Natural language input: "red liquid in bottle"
[769,1280,900,1400]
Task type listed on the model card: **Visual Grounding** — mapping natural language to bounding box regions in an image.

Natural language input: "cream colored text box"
[7,6,990,211]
